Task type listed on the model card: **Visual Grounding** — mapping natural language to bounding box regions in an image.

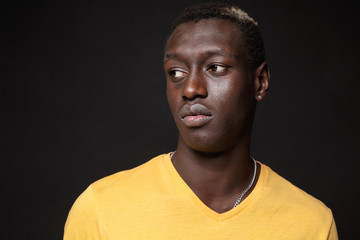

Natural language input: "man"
[64,2,338,239]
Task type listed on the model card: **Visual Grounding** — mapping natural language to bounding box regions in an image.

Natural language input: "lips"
[179,103,213,127]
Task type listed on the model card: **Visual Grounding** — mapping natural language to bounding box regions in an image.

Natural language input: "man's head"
[164,3,269,153]
[167,2,265,75]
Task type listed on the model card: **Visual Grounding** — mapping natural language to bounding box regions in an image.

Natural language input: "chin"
[179,132,237,154]
[177,122,252,154]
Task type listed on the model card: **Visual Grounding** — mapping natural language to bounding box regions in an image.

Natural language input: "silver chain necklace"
[169,151,257,209]
[233,157,257,208]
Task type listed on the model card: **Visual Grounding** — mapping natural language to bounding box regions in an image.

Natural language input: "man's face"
[164,18,257,153]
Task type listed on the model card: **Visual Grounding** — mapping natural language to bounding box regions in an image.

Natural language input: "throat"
[197,191,243,213]
[170,151,259,213]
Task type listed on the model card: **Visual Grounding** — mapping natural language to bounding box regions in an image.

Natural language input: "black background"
[2,0,359,239]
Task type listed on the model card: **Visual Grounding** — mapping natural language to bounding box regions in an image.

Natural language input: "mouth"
[180,104,213,127]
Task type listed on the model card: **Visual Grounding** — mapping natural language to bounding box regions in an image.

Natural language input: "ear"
[253,62,270,101]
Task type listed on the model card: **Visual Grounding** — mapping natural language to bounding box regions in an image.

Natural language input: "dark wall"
[2,0,359,239]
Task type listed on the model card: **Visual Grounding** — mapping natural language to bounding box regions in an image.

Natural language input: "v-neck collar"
[162,152,266,222]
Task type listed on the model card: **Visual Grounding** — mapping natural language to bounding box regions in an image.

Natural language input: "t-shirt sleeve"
[327,216,339,240]
[64,185,108,240]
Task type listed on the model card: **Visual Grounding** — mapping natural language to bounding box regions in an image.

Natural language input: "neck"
[171,138,258,213]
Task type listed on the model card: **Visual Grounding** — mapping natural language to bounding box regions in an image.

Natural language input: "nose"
[182,71,208,101]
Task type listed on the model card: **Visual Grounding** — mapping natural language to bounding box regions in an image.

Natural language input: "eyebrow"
[203,49,239,59]
[164,49,239,61]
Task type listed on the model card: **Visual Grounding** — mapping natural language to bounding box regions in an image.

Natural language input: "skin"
[164,18,269,213]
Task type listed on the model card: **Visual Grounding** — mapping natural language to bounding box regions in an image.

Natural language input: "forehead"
[165,18,245,60]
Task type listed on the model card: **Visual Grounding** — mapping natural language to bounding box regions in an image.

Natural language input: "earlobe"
[254,62,270,101]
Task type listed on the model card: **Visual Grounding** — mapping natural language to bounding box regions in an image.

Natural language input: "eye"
[208,64,227,74]
[169,69,187,78]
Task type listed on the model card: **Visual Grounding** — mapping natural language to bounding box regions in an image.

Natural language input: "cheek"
[211,80,254,120]
[166,85,179,115]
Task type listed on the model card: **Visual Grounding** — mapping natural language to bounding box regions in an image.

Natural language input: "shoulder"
[64,154,169,239]
[262,163,329,211]
[83,153,168,198]
[259,163,334,229]
[66,153,169,211]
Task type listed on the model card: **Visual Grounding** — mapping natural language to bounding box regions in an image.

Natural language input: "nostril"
[182,93,206,101]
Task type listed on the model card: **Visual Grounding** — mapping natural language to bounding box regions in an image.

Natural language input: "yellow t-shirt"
[64,153,338,239]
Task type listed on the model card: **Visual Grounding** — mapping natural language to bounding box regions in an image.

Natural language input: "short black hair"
[166,2,265,73]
